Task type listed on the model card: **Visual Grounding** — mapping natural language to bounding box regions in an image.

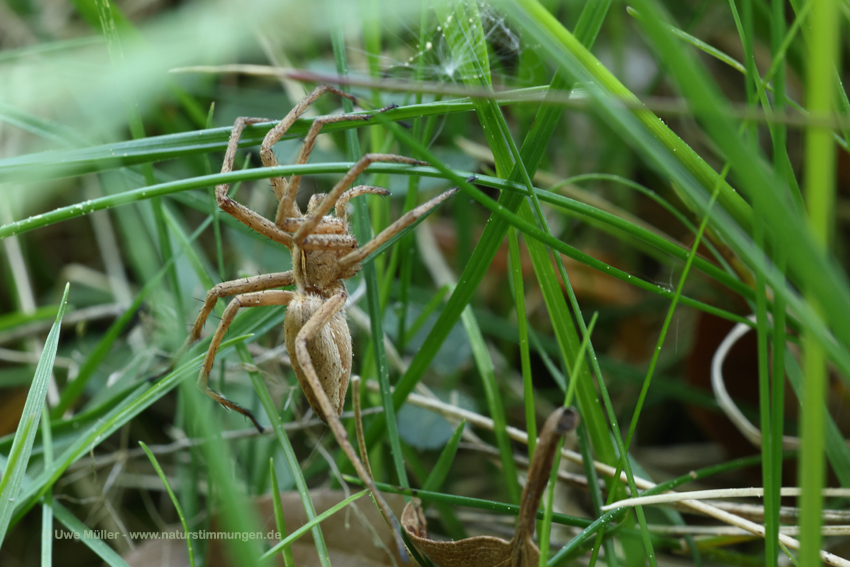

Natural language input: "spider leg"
[216,118,294,248]
[150,272,295,381]
[259,85,357,210]
[293,154,428,244]
[273,112,372,225]
[281,215,346,234]
[293,292,407,560]
[337,187,459,274]
[300,234,358,251]
[301,186,390,221]
[333,185,391,218]
[198,290,296,432]
[273,98,400,225]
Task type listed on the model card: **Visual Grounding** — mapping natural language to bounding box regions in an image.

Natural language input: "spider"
[166,85,456,556]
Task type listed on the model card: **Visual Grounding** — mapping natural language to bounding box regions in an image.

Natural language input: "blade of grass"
[202,102,226,282]
[94,0,184,324]
[577,419,618,567]
[0,95,537,183]
[178,379,266,565]
[331,7,408,496]
[421,421,465,493]
[51,215,213,417]
[502,0,850,404]
[397,1,435,353]
[756,203,781,567]
[621,166,726,457]
[10,324,275,526]
[165,199,332,567]
[52,502,131,567]
[507,227,536,458]
[628,6,746,73]
[769,7,792,564]
[0,102,89,147]
[0,283,69,546]
[461,305,522,504]
[784,352,850,487]
[0,165,758,324]
[259,490,369,561]
[269,459,295,567]
[40,406,54,567]
[799,0,840,564]
[539,314,598,565]
[385,0,624,482]
[139,441,195,567]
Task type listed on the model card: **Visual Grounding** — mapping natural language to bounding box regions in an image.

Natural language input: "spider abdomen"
[284,292,352,419]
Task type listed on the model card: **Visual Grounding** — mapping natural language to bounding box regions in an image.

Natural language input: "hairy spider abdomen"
[284,292,352,419]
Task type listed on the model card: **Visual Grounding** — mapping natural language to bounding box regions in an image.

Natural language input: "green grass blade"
[0,96,532,183]
[503,0,850,392]
[94,0,183,324]
[507,227,536,458]
[259,490,369,561]
[0,102,88,147]
[178,380,266,565]
[51,216,211,418]
[0,305,60,335]
[0,282,69,546]
[461,306,521,504]
[40,405,54,567]
[799,0,840,564]
[163,198,332,567]
[576,419,618,567]
[139,442,195,567]
[421,421,465,493]
[397,1,434,353]
[362,0,614,461]
[10,327,273,525]
[627,7,746,74]
[269,459,295,567]
[539,315,598,565]
[784,352,850,486]
[203,102,226,282]
[622,168,726,455]
[504,0,753,231]
[52,502,131,567]
[331,9,408,493]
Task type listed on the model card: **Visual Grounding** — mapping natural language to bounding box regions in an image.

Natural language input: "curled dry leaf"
[402,407,579,567]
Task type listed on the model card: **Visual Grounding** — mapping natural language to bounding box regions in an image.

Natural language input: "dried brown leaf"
[402,407,578,567]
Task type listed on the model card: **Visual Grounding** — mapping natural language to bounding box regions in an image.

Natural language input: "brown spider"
[167,85,456,556]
